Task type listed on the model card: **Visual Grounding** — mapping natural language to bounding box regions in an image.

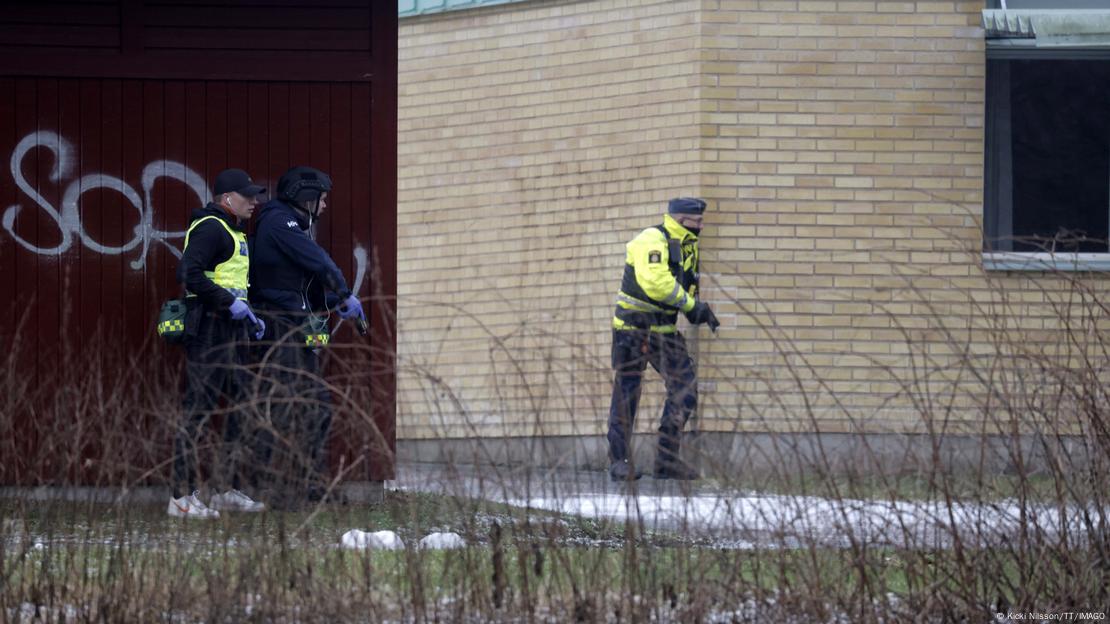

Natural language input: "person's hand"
[338,294,365,321]
[685,301,721,332]
[705,307,720,332]
[229,299,252,321]
[684,301,710,324]
[229,299,264,335]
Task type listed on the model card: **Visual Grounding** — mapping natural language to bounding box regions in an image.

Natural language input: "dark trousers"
[174,310,255,498]
[607,329,698,465]
[254,311,333,501]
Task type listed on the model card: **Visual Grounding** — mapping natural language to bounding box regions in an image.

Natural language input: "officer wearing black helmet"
[249,165,365,504]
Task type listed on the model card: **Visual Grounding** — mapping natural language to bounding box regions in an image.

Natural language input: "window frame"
[983,46,1110,272]
[986,1,1110,8]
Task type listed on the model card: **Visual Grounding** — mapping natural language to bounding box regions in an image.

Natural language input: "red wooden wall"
[0,1,397,484]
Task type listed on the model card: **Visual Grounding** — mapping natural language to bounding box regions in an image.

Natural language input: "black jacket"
[176,203,244,310]
[249,198,350,313]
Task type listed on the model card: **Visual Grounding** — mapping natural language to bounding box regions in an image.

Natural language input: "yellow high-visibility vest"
[183,215,249,300]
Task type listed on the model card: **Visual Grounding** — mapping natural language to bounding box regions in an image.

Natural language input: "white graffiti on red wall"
[4,130,204,270]
[3,131,366,293]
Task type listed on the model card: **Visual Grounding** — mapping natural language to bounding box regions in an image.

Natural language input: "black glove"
[685,301,720,331]
[706,308,720,332]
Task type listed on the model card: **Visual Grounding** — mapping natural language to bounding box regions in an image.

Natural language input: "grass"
[4,489,1106,622]
[3,491,618,551]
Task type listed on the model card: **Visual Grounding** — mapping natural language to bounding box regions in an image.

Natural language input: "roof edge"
[983,9,1110,46]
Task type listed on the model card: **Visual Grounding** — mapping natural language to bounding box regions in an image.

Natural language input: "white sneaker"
[167,491,220,520]
[208,489,265,513]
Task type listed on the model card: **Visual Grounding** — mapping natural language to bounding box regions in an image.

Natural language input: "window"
[982,3,1110,270]
[985,58,1110,255]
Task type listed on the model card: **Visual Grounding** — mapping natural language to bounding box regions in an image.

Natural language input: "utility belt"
[613,306,678,329]
[612,292,678,333]
[186,288,247,300]
[183,296,238,320]
[177,289,249,321]
[158,297,246,344]
[185,298,253,340]
[256,307,330,348]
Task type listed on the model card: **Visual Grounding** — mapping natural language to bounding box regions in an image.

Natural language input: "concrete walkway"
[392,461,1103,550]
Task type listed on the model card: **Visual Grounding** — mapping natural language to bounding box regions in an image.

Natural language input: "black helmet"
[277,166,333,207]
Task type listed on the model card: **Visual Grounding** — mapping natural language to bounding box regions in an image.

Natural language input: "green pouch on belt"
[157,299,187,344]
[305,315,330,348]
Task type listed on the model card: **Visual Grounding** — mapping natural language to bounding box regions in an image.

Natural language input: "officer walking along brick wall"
[170,169,269,519]
[249,166,366,506]
[608,197,720,482]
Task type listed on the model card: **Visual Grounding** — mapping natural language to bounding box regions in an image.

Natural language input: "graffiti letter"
[137,160,210,270]
[2,131,74,255]
[353,244,367,296]
[61,174,145,258]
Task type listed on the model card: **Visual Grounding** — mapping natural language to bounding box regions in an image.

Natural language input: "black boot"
[654,433,699,480]
[653,458,699,480]
[609,459,644,482]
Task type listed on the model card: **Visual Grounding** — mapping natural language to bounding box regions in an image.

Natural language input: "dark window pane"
[1010,59,1110,252]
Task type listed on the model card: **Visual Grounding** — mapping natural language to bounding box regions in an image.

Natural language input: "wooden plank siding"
[0,1,377,82]
[0,1,396,484]
[368,5,397,476]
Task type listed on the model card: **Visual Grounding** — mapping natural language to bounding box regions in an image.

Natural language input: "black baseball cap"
[213,168,266,198]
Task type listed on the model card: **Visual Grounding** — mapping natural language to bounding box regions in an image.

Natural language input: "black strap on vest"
[655,225,684,281]
[656,224,701,298]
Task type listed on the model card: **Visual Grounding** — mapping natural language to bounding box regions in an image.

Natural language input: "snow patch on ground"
[340,529,404,550]
[391,464,1103,549]
[418,531,466,549]
[507,491,1100,548]
[339,530,467,550]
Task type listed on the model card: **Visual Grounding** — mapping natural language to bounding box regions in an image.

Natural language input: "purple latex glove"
[229,299,265,339]
[338,294,365,321]
[228,299,253,321]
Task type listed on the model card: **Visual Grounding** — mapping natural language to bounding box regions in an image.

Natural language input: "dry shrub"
[1,262,1108,622]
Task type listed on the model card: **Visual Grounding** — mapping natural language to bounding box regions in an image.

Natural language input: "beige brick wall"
[698,0,991,434]
[698,0,1109,437]
[398,0,1110,442]
[398,0,706,439]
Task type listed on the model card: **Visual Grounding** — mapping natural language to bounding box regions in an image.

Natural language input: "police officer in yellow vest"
[169,169,268,519]
[608,197,720,481]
